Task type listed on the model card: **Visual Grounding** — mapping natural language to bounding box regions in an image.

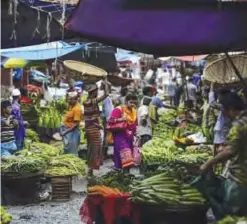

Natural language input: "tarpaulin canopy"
[65,0,247,56]
[115,52,141,63]
[0,41,84,60]
[159,55,208,62]
[1,0,76,49]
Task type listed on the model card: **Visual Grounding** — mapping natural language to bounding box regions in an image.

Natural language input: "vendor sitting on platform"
[199,92,247,220]
[1,100,18,156]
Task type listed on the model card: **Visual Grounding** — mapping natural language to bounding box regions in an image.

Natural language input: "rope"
[32,10,41,38]
[8,0,13,15]
[46,12,53,43]
[9,0,19,43]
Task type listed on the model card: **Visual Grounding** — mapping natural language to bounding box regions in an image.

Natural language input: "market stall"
[1,140,87,205]
[80,106,217,224]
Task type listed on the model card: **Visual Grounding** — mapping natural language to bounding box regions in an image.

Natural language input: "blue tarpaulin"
[0,41,84,60]
[115,49,141,63]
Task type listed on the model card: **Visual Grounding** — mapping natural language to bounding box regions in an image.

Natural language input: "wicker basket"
[107,75,133,86]
[137,203,208,224]
[203,55,247,84]
[1,173,43,205]
[64,60,107,84]
[50,176,72,201]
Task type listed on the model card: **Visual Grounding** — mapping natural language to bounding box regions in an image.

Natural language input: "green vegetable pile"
[1,156,47,174]
[185,145,214,155]
[176,153,211,164]
[218,216,247,224]
[141,138,178,168]
[28,142,63,156]
[143,152,211,182]
[1,207,12,224]
[131,172,206,207]
[88,170,137,192]
[45,154,87,177]
[26,128,40,142]
[38,107,63,129]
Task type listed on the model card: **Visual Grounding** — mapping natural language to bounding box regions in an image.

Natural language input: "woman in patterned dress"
[84,81,109,176]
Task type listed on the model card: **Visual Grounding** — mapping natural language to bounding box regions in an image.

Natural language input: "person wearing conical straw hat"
[84,78,109,176]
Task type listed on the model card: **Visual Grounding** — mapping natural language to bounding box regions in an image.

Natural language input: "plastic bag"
[120,148,134,168]
[133,137,141,166]
[106,132,113,145]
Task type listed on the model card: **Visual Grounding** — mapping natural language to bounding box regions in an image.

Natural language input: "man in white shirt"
[167,78,177,106]
[137,87,153,146]
[184,77,197,108]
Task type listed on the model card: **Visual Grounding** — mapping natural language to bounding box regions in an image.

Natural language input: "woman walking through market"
[84,80,109,176]
[60,91,82,155]
[109,93,138,170]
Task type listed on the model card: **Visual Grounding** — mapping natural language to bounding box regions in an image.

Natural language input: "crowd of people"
[1,66,247,219]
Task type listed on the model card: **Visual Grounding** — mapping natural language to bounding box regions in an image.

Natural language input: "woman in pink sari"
[109,94,138,169]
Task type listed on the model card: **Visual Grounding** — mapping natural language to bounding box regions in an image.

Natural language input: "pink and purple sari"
[109,107,137,169]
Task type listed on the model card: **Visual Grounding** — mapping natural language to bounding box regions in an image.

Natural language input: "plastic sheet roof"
[0,41,84,60]
[65,0,247,56]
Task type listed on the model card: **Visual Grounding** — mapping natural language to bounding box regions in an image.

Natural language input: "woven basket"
[137,203,208,224]
[107,75,133,86]
[203,55,247,84]
[64,60,107,84]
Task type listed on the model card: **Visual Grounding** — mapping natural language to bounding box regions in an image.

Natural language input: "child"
[1,100,18,156]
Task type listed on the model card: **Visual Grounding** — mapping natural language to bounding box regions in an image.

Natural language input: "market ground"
[6,148,140,224]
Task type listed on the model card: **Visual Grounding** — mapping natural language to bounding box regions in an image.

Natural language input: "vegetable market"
[1,0,247,223]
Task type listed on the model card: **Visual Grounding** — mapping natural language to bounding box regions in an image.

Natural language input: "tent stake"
[224,52,247,88]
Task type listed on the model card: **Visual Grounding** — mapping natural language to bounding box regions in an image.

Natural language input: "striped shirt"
[83,98,101,126]
[1,117,15,143]
[227,110,247,187]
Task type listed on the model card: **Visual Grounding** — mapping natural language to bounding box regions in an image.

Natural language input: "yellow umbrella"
[2,58,28,68]
[1,58,46,69]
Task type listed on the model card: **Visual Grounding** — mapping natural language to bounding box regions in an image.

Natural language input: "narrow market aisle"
[6,147,120,224]
[6,194,85,224]
[6,146,141,224]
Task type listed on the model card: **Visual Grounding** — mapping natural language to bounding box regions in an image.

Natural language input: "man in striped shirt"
[1,100,18,156]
